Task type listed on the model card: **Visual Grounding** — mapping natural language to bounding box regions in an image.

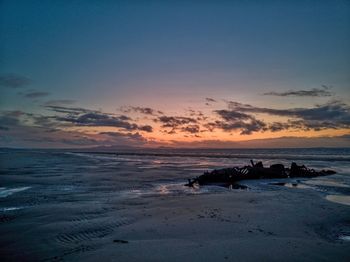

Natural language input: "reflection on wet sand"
[326,195,350,206]
[305,179,350,188]
[270,182,313,189]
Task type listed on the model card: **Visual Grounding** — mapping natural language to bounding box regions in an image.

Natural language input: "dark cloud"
[268,122,290,132]
[55,112,136,129]
[45,105,94,115]
[98,131,149,147]
[0,111,24,129]
[57,137,99,146]
[157,116,197,128]
[23,91,50,98]
[206,109,267,135]
[214,110,252,121]
[32,115,66,130]
[120,106,163,116]
[0,106,153,147]
[181,125,200,134]
[0,126,9,131]
[205,98,217,103]
[205,98,217,106]
[155,115,198,134]
[0,73,32,88]
[0,115,19,128]
[3,110,26,118]
[207,119,267,135]
[224,100,350,132]
[229,100,350,122]
[131,107,159,115]
[1,106,153,135]
[187,109,207,121]
[263,86,333,97]
[45,106,153,132]
[0,114,149,148]
[138,125,153,132]
[44,100,76,106]
[0,110,66,132]
[206,99,350,134]
[0,114,148,148]
[99,131,145,141]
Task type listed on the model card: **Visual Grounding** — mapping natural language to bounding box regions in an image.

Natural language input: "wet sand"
[1,186,350,262]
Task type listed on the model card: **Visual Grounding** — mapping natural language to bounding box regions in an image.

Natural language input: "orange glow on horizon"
[69,125,350,144]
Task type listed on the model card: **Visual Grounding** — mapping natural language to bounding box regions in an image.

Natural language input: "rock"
[185,160,336,187]
[113,239,128,244]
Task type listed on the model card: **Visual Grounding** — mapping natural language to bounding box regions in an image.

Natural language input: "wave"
[0,186,31,198]
[0,206,26,212]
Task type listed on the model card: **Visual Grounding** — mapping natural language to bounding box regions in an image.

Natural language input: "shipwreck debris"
[185,160,336,187]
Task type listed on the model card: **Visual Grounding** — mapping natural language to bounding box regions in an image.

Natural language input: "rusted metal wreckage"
[185,160,336,187]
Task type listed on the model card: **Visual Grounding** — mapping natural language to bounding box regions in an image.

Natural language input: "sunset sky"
[1,0,350,148]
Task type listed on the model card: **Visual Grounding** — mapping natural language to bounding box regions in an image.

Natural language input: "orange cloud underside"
[145,128,350,142]
[70,126,350,143]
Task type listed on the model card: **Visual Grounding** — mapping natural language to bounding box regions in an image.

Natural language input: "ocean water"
[1,147,350,207]
[1,147,350,260]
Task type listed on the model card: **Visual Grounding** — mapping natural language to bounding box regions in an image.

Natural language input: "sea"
[1,147,350,260]
[1,147,350,209]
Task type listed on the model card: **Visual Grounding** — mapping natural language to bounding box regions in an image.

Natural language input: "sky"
[0,0,350,148]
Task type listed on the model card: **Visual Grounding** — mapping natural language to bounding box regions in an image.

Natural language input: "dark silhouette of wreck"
[185,160,336,187]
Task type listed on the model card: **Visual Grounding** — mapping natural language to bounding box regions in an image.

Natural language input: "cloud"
[226,100,350,131]
[205,97,217,106]
[23,91,50,98]
[155,115,198,134]
[55,112,134,130]
[44,100,76,106]
[205,98,217,103]
[0,126,9,131]
[120,106,163,116]
[229,101,350,125]
[1,106,153,135]
[214,110,252,121]
[0,110,66,132]
[138,125,153,132]
[0,74,32,88]
[0,122,105,148]
[263,86,333,97]
[207,120,267,135]
[181,125,200,134]
[0,115,20,129]
[31,115,67,130]
[186,109,208,121]
[99,131,145,141]
[0,111,24,129]
[45,105,94,115]
[157,116,197,128]
[268,122,290,132]
[45,106,153,132]
[98,131,149,147]
[205,109,267,135]
[203,100,350,134]
[0,110,150,148]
